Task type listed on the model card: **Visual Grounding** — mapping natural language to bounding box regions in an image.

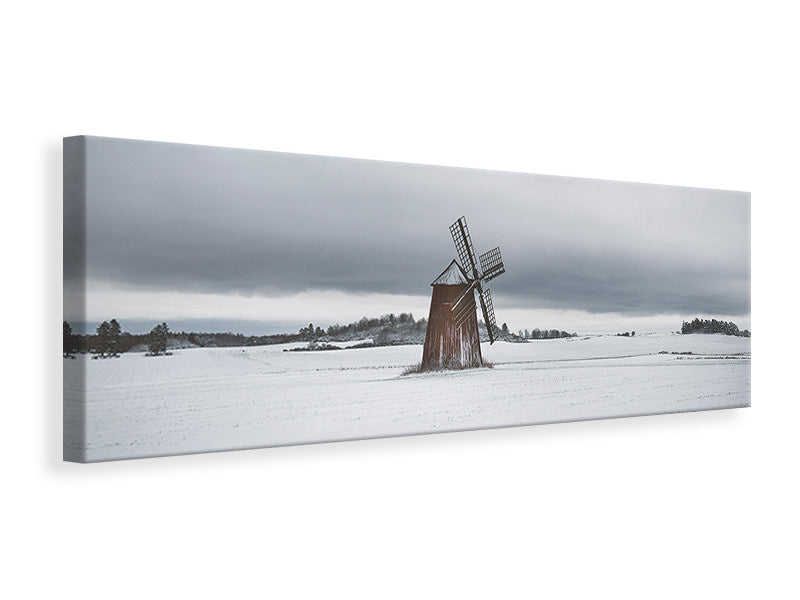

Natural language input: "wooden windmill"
[421,216,506,370]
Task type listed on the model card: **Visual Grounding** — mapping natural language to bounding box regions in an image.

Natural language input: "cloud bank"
[71,137,750,320]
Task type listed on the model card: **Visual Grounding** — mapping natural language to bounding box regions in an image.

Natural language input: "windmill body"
[422,260,483,369]
[421,217,506,370]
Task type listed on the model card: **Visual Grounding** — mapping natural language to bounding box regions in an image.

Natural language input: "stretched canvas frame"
[63,136,751,462]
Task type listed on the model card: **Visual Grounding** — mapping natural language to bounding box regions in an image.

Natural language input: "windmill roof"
[431,260,470,286]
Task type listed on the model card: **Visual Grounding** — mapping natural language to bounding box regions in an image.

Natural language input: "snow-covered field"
[64,333,750,462]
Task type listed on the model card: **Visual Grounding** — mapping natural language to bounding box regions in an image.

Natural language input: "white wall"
[4,2,797,598]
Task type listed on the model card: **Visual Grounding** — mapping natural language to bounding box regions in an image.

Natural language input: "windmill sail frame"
[450,219,479,280]
[449,216,504,344]
[480,286,498,340]
[479,247,505,282]
[452,282,478,327]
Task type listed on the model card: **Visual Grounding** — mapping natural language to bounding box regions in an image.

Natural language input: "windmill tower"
[421,216,506,370]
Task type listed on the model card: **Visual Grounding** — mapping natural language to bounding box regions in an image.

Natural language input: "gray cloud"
[72,136,750,317]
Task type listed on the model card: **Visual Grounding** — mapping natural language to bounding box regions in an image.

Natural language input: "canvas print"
[63,136,751,462]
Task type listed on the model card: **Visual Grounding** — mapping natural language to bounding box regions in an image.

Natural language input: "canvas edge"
[63,136,88,463]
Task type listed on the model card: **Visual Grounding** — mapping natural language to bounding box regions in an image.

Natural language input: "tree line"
[63,313,430,357]
[63,320,173,358]
[500,322,577,340]
[63,312,584,358]
[301,314,429,346]
[681,318,750,337]
[321,313,424,340]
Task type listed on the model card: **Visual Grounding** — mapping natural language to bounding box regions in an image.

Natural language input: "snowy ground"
[64,333,750,462]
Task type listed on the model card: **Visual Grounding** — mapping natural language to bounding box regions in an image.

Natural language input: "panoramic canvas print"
[63,136,751,462]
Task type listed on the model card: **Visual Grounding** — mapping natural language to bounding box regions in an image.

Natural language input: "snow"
[64,333,750,462]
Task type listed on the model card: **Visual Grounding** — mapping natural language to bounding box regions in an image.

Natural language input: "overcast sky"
[67,136,750,334]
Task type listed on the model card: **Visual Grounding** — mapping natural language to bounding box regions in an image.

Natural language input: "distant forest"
[681,318,750,337]
[63,312,578,357]
[505,323,577,340]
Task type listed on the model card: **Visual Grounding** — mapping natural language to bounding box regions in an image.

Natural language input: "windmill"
[421,216,506,370]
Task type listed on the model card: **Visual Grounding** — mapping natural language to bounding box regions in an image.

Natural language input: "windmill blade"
[451,282,478,327]
[453,298,476,329]
[450,217,480,280]
[479,247,505,283]
[478,286,499,344]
